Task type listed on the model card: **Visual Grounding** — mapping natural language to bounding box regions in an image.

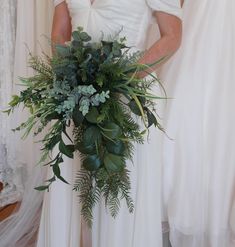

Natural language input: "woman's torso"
[66,0,153,50]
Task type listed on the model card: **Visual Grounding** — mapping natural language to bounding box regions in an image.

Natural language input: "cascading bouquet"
[5,27,164,225]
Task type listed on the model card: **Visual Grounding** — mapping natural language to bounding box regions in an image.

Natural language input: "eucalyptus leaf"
[83,154,102,171]
[83,126,101,145]
[80,32,92,42]
[76,142,96,154]
[102,122,122,139]
[85,107,99,123]
[55,44,71,57]
[72,31,81,41]
[104,153,124,172]
[106,140,125,155]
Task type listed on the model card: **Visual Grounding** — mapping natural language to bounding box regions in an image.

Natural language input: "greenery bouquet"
[6,27,164,225]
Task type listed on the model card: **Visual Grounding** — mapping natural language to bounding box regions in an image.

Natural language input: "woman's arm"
[138,12,182,76]
[51,2,72,45]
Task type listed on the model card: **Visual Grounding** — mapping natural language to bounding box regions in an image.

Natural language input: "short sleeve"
[54,0,65,6]
[146,0,182,19]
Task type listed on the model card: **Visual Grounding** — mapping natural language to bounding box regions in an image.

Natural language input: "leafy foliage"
[6,27,165,225]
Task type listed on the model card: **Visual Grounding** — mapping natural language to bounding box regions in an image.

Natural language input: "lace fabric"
[0,0,54,246]
[0,0,26,207]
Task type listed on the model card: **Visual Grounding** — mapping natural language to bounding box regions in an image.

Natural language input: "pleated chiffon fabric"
[160,0,235,246]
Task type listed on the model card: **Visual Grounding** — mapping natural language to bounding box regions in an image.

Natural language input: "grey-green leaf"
[76,142,96,154]
[104,153,124,172]
[106,140,125,155]
[83,154,102,171]
[102,123,122,139]
[55,44,71,57]
[80,32,92,42]
[83,126,101,145]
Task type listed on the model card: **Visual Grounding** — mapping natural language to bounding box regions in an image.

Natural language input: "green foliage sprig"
[6,27,165,226]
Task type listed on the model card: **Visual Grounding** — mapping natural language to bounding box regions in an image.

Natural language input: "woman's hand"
[137,11,182,78]
[51,2,72,46]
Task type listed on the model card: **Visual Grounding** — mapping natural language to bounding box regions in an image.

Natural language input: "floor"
[0,182,18,221]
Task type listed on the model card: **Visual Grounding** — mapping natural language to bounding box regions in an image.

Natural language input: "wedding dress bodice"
[54,0,181,50]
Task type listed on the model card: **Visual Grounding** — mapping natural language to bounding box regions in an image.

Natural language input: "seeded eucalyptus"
[6,27,164,225]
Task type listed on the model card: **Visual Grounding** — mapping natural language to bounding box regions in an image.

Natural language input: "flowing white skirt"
[36,155,82,247]
[160,0,235,246]
[36,124,94,247]
[91,80,164,247]
[37,81,164,247]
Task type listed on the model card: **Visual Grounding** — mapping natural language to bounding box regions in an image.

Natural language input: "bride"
[37,0,182,247]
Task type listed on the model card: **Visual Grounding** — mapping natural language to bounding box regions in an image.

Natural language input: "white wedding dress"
[160,0,235,246]
[37,0,181,247]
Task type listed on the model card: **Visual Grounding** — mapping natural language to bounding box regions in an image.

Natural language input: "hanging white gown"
[37,0,182,247]
[0,1,54,247]
[160,0,235,246]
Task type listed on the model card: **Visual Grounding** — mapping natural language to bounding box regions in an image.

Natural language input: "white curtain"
[0,0,24,208]
[0,1,54,246]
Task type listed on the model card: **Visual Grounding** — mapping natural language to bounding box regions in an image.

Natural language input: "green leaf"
[104,153,124,172]
[83,154,102,171]
[85,107,99,123]
[43,154,60,167]
[102,123,122,139]
[106,140,125,155]
[146,109,157,128]
[138,96,146,105]
[128,99,141,116]
[9,95,20,107]
[59,140,74,159]
[96,74,105,87]
[46,176,56,183]
[83,126,101,146]
[45,112,61,121]
[72,108,84,127]
[53,161,69,184]
[76,142,96,154]
[35,185,49,191]
[46,134,61,150]
[2,108,11,115]
[132,94,145,121]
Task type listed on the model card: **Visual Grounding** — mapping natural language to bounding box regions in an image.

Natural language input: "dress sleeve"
[146,0,182,19]
[54,0,65,6]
